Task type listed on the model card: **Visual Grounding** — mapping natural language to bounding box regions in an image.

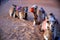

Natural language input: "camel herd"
[9,4,59,40]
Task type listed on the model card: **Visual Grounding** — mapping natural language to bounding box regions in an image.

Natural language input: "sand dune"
[0,0,60,40]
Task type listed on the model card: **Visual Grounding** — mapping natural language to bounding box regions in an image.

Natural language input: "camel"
[24,6,28,20]
[30,5,38,26]
[9,4,17,18]
[43,27,52,40]
[9,5,28,20]
[47,13,59,40]
[43,13,59,40]
[37,7,47,24]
